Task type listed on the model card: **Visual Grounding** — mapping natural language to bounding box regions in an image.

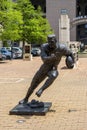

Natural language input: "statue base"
[9,100,52,116]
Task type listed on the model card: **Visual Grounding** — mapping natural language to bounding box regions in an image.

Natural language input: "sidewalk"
[0,57,87,130]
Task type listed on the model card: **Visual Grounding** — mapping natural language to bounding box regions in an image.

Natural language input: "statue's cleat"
[30,99,44,108]
[36,89,43,97]
[19,98,28,104]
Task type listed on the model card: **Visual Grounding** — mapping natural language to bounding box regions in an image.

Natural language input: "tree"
[0,0,53,48]
[16,0,53,44]
[0,0,23,46]
[24,6,53,44]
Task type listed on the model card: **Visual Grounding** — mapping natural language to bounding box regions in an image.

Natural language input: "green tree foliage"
[0,0,10,10]
[16,0,53,44]
[0,0,53,45]
[16,0,35,42]
[1,10,23,41]
[0,0,23,42]
[25,6,53,44]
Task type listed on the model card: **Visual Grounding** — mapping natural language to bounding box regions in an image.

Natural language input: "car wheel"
[7,56,11,60]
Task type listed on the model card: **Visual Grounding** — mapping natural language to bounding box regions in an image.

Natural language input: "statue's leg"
[24,73,46,100]
[36,70,59,97]
[19,65,47,104]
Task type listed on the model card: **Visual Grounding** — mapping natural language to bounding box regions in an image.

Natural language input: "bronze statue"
[19,34,75,104]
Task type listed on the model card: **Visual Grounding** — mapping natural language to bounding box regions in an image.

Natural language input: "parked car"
[80,43,85,52]
[0,49,16,59]
[12,47,22,58]
[1,47,22,59]
[6,47,22,59]
[0,50,6,61]
[31,48,41,56]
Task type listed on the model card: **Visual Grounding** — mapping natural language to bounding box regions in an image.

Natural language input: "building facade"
[46,0,87,44]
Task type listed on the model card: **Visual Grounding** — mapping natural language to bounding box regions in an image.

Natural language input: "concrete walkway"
[0,57,87,130]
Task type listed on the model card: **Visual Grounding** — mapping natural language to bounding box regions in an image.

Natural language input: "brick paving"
[0,57,87,130]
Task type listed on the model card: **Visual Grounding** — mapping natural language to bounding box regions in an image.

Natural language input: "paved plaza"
[0,57,87,130]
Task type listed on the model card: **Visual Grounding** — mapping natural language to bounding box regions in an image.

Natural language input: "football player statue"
[19,34,75,104]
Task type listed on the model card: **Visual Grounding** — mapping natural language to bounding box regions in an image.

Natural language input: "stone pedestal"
[9,101,52,116]
[23,53,32,61]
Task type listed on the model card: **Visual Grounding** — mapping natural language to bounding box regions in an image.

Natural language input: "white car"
[12,47,22,58]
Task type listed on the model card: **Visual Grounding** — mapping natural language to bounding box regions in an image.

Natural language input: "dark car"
[31,48,41,56]
[80,43,85,52]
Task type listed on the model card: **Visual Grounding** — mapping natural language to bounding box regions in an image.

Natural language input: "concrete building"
[46,0,87,44]
[46,0,76,42]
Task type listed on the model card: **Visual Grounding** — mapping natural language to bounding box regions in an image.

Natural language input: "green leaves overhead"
[0,0,53,44]
[0,0,23,41]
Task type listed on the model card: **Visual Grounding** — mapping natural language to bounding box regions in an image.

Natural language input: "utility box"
[23,44,32,61]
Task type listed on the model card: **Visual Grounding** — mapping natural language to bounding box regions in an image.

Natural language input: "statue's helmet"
[47,34,57,48]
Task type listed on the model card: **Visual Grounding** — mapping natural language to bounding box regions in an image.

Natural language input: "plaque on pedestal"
[9,100,52,116]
